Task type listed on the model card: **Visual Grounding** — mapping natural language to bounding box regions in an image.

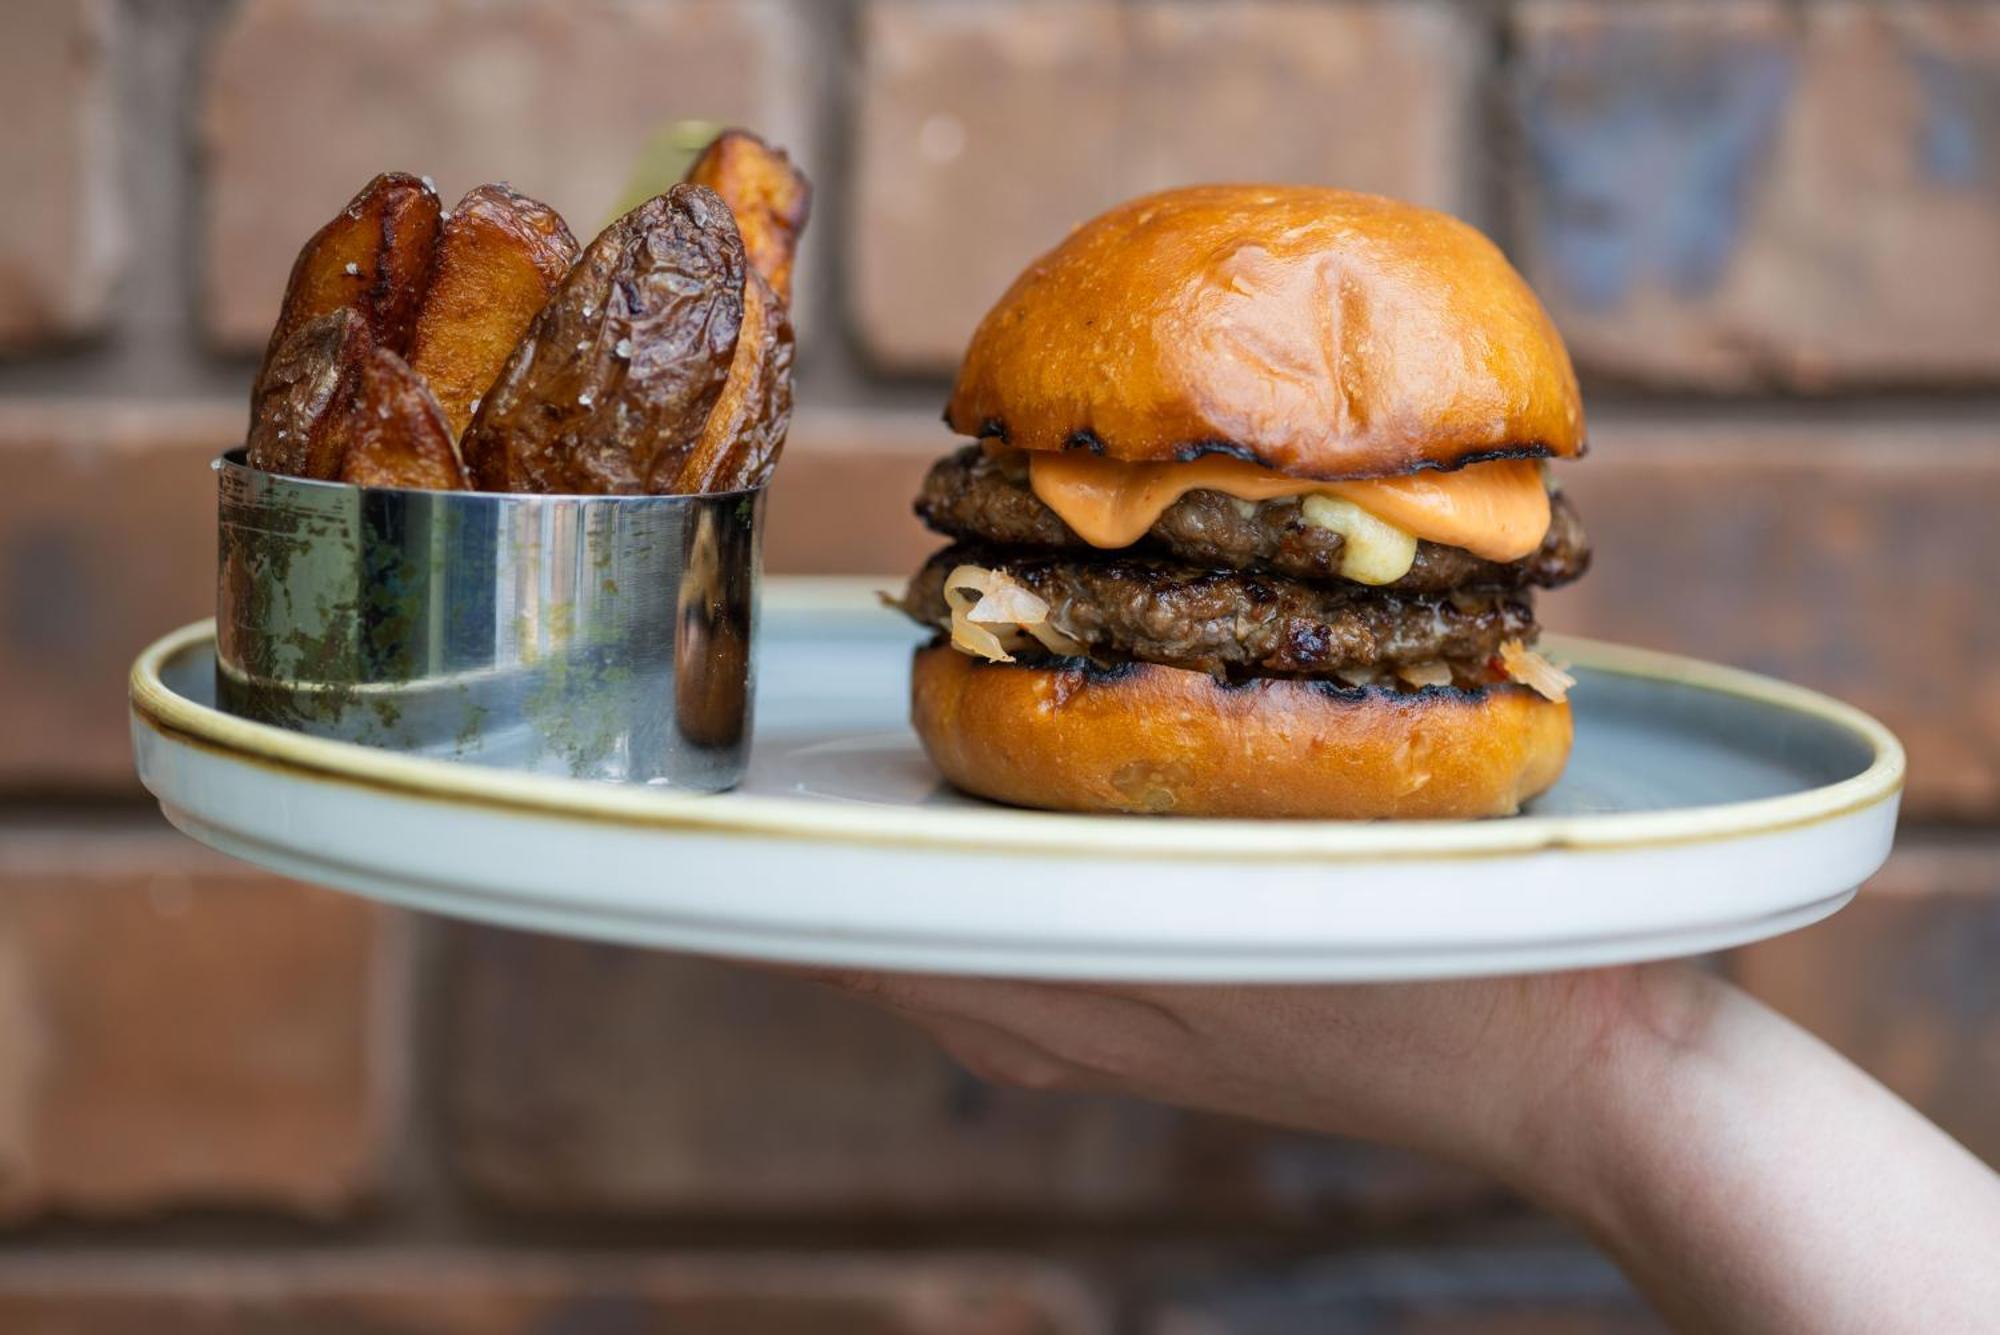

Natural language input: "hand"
[802,962,1705,1183]
[803,960,2000,1334]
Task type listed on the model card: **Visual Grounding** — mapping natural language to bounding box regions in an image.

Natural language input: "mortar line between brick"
[793,0,875,410]
[1481,0,1518,253]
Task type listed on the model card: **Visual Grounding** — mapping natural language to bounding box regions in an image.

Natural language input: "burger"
[892,186,1588,819]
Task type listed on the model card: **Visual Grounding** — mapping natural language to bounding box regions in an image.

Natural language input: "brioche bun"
[910,643,1573,820]
[945,185,1583,480]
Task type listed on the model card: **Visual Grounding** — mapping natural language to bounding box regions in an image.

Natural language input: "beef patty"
[901,546,1538,680]
[915,446,1590,592]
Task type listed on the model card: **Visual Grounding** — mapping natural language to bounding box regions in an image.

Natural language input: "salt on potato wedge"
[258,172,440,363]
[654,264,793,494]
[336,347,468,491]
[245,307,374,480]
[460,184,745,494]
[406,184,578,442]
[245,173,437,483]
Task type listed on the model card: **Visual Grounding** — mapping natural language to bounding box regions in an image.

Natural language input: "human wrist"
[1476,962,1733,1233]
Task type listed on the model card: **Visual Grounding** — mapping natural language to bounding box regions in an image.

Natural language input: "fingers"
[899,1012,1084,1092]
[798,968,1193,1090]
[780,966,1039,1020]
[751,961,1663,1162]
[757,964,1089,1089]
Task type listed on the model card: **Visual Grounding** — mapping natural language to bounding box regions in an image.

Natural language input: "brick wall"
[1,1,1995,1329]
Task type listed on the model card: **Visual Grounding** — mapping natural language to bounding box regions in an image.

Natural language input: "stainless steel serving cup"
[214,450,762,789]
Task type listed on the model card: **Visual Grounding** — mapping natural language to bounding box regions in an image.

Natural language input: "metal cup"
[214,450,762,790]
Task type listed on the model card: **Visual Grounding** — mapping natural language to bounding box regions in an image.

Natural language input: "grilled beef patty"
[914,446,1590,592]
[901,546,1538,680]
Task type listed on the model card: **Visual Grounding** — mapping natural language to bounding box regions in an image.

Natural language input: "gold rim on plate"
[132,578,1904,864]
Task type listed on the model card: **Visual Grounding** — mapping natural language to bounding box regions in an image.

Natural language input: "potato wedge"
[259,172,441,361]
[653,264,793,494]
[406,184,578,442]
[461,184,745,495]
[336,347,468,490]
[245,307,373,480]
[683,129,811,305]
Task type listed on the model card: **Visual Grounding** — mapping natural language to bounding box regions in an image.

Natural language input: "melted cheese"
[1026,450,1551,563]
[1298,495,1417,584]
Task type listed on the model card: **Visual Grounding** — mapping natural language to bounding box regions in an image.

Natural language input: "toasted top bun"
[945,186,1584,480]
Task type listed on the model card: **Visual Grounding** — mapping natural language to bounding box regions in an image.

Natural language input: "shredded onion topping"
[941,564,1087,662]
[1499,639,1574,702]
[917,565,1573,702]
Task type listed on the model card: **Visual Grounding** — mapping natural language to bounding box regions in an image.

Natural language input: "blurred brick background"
[0,0,1996,1329]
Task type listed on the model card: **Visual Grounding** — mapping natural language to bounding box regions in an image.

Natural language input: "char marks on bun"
[946,185,1584,482]
[912,644,1573,820]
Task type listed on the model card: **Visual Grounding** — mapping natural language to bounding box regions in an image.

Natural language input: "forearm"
[808,959,2000,1330]
[1507,966,2000,1333]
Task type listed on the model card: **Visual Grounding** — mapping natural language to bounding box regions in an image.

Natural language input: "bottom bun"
[910,643,1573,819]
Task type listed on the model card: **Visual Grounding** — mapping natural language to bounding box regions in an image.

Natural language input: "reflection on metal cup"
[213,450,762,790]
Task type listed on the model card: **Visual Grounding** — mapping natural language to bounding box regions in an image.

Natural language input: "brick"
[445,927,1492,1220]
[765,410,941,575]
[1543,420,2000,819]
[1512,1,2000,388]
[851,0,1477,371]
[0,827,404,1220]
[201,0,811,350]
[0,1253,1106,1335]
[0,0,125,349]
[1148,1250,1660,1334]
[0,400,238,791]
[1730,841,2000,1169]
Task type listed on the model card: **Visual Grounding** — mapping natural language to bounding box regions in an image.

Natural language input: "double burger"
[894,186,1589,819]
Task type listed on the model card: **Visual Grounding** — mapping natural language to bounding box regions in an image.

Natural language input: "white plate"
[131,578,1903,982]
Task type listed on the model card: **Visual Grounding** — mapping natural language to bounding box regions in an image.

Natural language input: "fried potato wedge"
[259,172,441,361]
[654,265,793,494]
[336,347,468,490]
[245,307,374,480]
[406,184,578,442]
[461,184,745,495]
[683,129,811,305]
